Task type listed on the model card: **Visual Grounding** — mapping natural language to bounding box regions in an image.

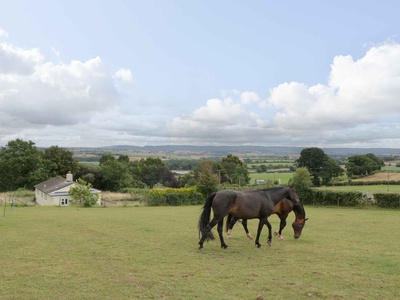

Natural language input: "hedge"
[298,188,363,207]
[298,188,400,208]
[373,193,400,208]
[146,187,204,206]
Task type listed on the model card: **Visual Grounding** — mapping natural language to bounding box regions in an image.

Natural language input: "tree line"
[0,139,251,195]
[0,139,386,194]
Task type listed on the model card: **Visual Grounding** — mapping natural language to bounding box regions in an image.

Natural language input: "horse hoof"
[256,244,262,248]
[267,241,271,246]
[274,231,279,236]
[222,245,229,249]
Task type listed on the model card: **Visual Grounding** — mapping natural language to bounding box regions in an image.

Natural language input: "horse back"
[222,190,274,219]
[273,198,293,217]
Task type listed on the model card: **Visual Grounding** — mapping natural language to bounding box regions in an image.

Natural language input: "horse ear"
[305,218,309,221]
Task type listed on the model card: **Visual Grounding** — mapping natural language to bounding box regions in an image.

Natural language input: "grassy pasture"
[315,185,400,193]
[250,172,294,184]
[1,205,399,299]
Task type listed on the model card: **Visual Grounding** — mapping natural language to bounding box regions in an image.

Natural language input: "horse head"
[291,203,308,239]
[292,218,308,239]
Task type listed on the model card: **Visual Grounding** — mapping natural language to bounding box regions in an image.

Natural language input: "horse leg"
[217,219,228,249]
[274,217,286,240]
[265,219,272,246]
[198,217,220,250]
[254,219,265,248]
[226,216,237,239]
[241,219,253,240]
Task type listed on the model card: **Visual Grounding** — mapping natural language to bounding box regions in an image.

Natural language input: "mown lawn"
[1,205,399,299]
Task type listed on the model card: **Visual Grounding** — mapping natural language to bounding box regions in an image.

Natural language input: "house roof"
[34,176,75,194]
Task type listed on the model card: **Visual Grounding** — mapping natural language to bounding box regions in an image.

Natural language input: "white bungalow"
[34,172,101,206]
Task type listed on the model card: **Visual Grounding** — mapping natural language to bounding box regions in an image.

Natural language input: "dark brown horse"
[198,185,300,250]
[226,199,307,240]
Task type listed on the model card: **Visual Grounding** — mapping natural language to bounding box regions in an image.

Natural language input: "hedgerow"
[146,187,204,206]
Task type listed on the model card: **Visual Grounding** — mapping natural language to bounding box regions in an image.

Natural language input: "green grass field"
[250,172,294,184]
[314,185,400,193]
[1,205,399,299]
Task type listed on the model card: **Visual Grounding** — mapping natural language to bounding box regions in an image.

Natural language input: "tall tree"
[345,154,384,177]
[219,154,250,184]
[131,157,177,188]
[43,145,79,176]
[231,165,251,186]
[100,160,132,191]
[0,139,48,191]
[196,160,219,196]
[219,154,243,179]
[296,147,343,186]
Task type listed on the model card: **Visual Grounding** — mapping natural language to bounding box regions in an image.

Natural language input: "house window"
[61,198,68,206]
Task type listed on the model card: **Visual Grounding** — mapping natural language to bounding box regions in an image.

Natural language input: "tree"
[130,157,178,188]
[100,160,132,191]
[256,165,267,173]
[75,163,103,189]
[231,165,251,186]
[69,179,98,207]
[219,154,243,180]
[117,155,130,164]
[219,154,250,184]
[43,145,79,177]
[292,167,313,192]
[99,153,115,165]
[296,147,343,186]
[0,139,49,191]
[196,161,219,197]
[345,154,384,177]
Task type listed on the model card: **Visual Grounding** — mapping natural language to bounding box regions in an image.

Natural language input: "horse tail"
[198,192,217,241]
[226,214,233,233]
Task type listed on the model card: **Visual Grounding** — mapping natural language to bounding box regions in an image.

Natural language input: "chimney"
[66,171,73,182]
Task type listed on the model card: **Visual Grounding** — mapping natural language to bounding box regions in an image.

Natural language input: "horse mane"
[258,186,286,192]
[293,202,306,219]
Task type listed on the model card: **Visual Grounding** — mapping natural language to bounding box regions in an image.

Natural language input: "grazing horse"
[226,199,308,240]
[198,185,300,250]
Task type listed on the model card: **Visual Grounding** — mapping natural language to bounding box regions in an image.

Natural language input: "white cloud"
[115,68,133,83]
[2,38,400,148]
[240,91,260,105]
[0,49,121,126]
[0,28,8,37]
[0,42,43,75]
[167,43,400,147]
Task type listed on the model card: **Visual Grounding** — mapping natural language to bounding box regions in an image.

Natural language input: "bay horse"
[226,199,307,240]
[198,184,300,250]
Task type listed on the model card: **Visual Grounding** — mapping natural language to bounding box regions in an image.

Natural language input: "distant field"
[315,185,400,193]
[1,205,399,299]
[250,172,294,184]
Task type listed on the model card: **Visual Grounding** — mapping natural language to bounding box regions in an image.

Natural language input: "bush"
[146,187,204,206]
[373,193,400,208]
[298,188,363,206]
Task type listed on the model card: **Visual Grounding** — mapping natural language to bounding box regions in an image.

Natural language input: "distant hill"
[95,145,400,157]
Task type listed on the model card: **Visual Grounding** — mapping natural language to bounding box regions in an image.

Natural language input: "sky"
[1,0,400,149]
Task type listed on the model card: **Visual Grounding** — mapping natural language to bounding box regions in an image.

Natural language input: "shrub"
[146,187,204,206]
[373,193,400,208]
[298,188,363,206]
